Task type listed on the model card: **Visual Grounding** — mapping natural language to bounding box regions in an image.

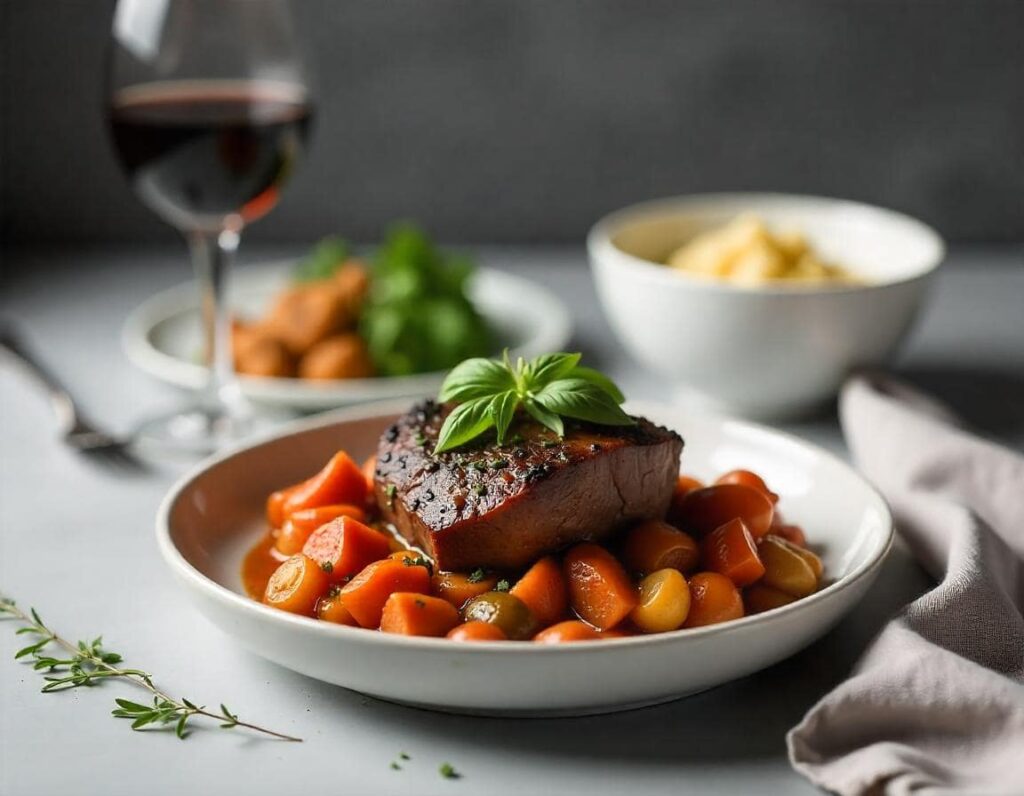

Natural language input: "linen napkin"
[787,374,1024,796]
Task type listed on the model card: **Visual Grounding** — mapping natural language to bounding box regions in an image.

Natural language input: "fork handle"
[0,324,81,434]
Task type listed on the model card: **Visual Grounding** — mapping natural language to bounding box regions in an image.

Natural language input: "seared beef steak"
[374,401,683,571]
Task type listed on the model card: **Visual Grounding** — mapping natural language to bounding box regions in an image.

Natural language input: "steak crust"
[374,401,683,571]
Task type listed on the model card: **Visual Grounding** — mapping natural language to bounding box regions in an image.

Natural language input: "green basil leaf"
[438,357,515,403]
[523,398,564,437]
[522,353,581,390]
[434,397,497,453]
[567,365,626,404]
[488,391,520,444]
[533,379,635,426]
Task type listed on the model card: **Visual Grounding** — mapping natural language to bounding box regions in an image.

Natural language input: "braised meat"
[374,401,683,571]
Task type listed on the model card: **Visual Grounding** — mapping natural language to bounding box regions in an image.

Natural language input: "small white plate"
[157,400,892,716]
[123,263,572,411]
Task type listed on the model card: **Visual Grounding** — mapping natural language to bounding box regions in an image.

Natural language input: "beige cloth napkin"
[787,375,1024,795]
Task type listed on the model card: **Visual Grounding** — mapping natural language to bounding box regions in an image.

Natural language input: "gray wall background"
[2,0,1023,246]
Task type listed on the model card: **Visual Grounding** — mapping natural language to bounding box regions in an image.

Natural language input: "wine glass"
[107,0,313,453]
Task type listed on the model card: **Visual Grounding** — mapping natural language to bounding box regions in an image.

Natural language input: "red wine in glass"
[109,80,313,230]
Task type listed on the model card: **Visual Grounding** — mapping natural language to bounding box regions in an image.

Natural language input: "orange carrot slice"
[510,556,568,628]
[339,559,431,628]
[380,593,460,637]
[533,620,602,643]
[263,555,329,616]
[563,543,638,631]
[700,518,765,587]
[301,516,391,581]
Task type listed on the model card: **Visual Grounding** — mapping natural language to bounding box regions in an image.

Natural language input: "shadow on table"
[307,545,930,765]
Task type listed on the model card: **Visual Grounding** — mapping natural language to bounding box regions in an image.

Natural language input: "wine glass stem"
[189,228,244,418]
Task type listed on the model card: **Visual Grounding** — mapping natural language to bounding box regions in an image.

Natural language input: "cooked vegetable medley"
[244,450,825,641]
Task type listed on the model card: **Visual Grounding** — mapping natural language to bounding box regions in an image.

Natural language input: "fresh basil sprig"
[434,352,633,453]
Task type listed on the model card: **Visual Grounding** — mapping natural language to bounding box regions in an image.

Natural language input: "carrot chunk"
[276,504,368,556]
[744,584,797,614]
[361,455,378,508]
[432,570,498,609]
[510,556,568,627]
[339,559,431,628]
[714,469,779,504]
[266,487,295,528]
[301,516,392,581]
[533,620,602,643]
[666,474,705,525]
[622,519,700,576]
[774,523,807,548]
[674,484,774,539]
[563,543,638,631]
[380,593,460,637]
[263,554,329,616]
[316,589,358,625]
[683,572,744,628]
[282,451,368,516]
[446,621,508,642]
[700,518,766,587]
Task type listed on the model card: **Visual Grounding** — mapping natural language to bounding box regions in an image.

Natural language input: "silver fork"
[0,324,143,468]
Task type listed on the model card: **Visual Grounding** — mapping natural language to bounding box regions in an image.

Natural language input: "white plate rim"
[122,262,573,404]
[156,398,894,654]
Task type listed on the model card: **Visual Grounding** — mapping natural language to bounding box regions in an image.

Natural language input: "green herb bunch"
[434,352,632,453]
[360,224,494,377]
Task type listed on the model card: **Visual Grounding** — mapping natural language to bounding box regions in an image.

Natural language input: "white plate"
[123,263,572,410]
[157,400,893,716]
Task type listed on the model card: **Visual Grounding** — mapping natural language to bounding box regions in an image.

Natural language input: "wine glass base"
[132,403,282,457]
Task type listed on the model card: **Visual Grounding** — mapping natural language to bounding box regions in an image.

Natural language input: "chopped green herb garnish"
[495,579,510,593]
[488,458,508,470]
[385,484,397,509]
[403,555,434,575]
[399,752,411,760]
[320,561,334,574]
[473,484,487,497]
[390,761,402,771]
[467,568,485,584]
[413,433,427,446]
[469,461,486,472]
[542,440,558,449]
[327,584,342,598]
[439,762,460,779]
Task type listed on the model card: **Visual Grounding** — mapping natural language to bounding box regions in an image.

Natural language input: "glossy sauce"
[242,531,288,600]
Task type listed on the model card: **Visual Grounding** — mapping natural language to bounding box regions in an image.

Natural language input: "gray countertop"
[1,245,1021,796]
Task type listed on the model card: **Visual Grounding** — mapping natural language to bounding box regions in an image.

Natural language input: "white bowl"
[123,262,572,411]
[588,194,945,418]
[157,399,892,716]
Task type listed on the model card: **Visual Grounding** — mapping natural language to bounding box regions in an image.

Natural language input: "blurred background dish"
[123,262,572,411]
[588,194,945,418]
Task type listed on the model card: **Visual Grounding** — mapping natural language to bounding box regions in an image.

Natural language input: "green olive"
[462,591,538,640]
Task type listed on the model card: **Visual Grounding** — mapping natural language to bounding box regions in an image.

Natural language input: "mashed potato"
[665,215,858,285]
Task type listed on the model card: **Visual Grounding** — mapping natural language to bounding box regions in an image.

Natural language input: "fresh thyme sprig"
[1,595,300,742]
